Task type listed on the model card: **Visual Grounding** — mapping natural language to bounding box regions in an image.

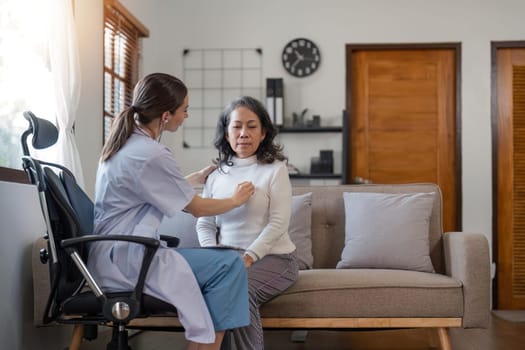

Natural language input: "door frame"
[345,43,462,230]
[490,40,525,308]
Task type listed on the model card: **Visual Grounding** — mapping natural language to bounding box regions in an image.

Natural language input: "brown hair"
[100,73,188,162]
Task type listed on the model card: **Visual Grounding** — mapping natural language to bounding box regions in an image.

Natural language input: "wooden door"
[494,45,525,309]
[346,46,459,232]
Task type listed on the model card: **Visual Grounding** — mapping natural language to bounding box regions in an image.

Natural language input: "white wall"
[74,0,525,262]
[0,181,73,349]
[74,0,103,198]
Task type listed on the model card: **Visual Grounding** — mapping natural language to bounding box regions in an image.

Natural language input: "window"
[103,0,149,143]
[0,0,56,171]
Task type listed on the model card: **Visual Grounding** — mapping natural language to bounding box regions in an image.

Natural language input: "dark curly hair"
[214,96,286,170]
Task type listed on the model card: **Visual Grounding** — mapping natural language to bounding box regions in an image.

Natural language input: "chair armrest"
[160,234,180,248]
[61,234,160,309]
[443,231,490,328]
[61,234,160,249]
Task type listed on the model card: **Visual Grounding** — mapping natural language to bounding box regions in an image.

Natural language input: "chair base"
[68,324,133,350]
[106,325,132,350]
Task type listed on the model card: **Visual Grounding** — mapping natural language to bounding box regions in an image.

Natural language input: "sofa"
[33,183,490,350]
[273,184,490,346]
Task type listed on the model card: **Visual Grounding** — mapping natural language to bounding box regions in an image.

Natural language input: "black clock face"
[282,38,321,77]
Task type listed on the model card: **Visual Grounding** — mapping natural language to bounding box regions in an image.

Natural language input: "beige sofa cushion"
[261,269,463,318]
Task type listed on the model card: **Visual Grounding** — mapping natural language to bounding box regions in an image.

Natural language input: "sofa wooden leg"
[426,327,439,348]
[69,324,84,350]
[437,327,451,350]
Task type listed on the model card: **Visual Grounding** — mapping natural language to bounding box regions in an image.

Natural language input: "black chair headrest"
[21,111,59,156]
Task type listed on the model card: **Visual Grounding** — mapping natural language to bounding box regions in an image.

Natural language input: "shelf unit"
[289,173,342,179]
[278,111,348,183]
[278,126,342,133]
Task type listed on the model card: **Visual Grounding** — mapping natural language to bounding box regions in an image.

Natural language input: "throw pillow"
[289,192,314,270]
[158,210,199,248]
[336,192,435,273]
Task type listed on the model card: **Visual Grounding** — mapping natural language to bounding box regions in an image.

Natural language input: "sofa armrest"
[443,231,490,328]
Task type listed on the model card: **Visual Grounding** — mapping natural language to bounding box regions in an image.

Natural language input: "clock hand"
[294,50,304,60]
[291,58,301,69]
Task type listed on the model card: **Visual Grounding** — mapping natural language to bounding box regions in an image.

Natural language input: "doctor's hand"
[185,164,217,186]
[231,181,255,207]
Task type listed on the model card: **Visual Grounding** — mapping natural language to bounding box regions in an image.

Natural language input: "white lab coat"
[88,129,215,343]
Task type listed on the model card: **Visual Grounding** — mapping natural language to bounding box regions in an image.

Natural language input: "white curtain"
[48,0,84,188]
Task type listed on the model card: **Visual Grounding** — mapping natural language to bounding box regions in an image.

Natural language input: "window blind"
[103,0,148,143]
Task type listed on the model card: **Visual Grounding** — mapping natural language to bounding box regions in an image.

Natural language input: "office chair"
[21,111,180,350]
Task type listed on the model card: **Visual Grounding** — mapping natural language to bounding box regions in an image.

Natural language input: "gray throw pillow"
[336,192,435,273]
[158,193,314,269]
[158,210,199,248]
[289,192,314,270]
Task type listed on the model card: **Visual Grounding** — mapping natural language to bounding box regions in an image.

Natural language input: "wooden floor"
[81,313,524,350]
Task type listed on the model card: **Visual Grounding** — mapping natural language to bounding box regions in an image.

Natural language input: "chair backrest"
[34,161,94,321]
[54,168,94,237]
[20,111,95,322]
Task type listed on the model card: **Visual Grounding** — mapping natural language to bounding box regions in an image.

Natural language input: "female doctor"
[87,73,255,350]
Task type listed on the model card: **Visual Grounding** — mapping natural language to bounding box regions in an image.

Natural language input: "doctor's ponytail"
[100,107,136,162]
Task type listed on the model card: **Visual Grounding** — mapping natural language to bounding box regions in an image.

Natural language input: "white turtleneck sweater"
[196,155,296,260]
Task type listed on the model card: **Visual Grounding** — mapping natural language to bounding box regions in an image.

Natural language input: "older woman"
[197,96,299,350]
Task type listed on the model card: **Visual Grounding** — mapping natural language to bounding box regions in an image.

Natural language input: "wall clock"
[281,38,321,78]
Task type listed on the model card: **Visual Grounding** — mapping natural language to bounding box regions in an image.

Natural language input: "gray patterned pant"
[221,252,299,350]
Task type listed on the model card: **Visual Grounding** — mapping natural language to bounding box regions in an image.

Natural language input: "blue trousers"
[177,248,250,331]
